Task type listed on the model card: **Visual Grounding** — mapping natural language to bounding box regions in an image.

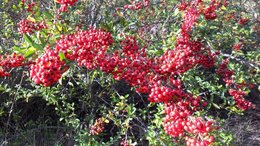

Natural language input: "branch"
[206,40,259,70]
[220,52,260,70]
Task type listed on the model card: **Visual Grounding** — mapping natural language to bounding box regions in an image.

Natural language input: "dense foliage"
[0,0,259,145]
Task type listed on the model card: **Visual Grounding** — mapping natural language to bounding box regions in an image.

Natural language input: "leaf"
[13,46,25,54]
[23,34,44,51]
[27,15,36,22]
[173,8,179,16]
[23,34,33,45]
[59,52,66,61]
[24,47,36,58]
[43,11,53,19]
[212,103,220,109]
[56,23,63,32]
[31,42,44,51]
[12,5,17,10]
[0,85,5,92]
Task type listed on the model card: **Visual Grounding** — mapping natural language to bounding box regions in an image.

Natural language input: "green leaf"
[43,11,53,19]
[23,34,33,45]
[24,47,36,58]
[13,46,25,54]
[31,42,44,51]
[59,52,66,61]
[173,8,179,16]
[12,5,17,10]
[212,103,220,109]
[23,34,44,51]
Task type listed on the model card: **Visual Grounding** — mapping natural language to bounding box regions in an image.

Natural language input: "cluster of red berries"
[108,36,154,94]
[233,42,242,51]
[0,53,25,68]
[56,29,154,93]
[163,97,215,146]
[159,39,214,75]
[149,84,186,102]
[0,53,25,77]
[123,0,150,10]
[55,28,114,69]
[17,19,47,34]
[203,0,217,20]
[229,89,252,110]
[56,0,78,13]
[216,59,234,84]
[115,57,152,92]
[217,59,253,110]
[178,2,188,11]
[120,36,140,57]
[155,3,217,145]
[181,8,199,35]
[56,0,77,6]
[96,50,120,74]
[238,18,249,25]
[29,48,67,87]
[89,118,105,135]
[0,69,10,78]
[27,2,37,13]
[178,0,218,21]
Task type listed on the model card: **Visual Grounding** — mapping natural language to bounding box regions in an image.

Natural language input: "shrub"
[0,0,259,145]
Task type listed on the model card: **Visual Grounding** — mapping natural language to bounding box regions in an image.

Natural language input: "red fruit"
[30,48,66,86]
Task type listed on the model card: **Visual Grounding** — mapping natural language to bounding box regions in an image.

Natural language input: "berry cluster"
[203,0,217,20]
[123,0,150,10]
[159,39,214,75]
[229,89,252,110]
[177,0,219,21]
[56,0,78,13]
[30,48,67,87]
[17,19,47,34]
[56,0,77,6]
[217,59,253,110]
[0,69,10,77]
[151,3,217,145]
[0,53,25,77]
[181,8,199,35]
[120,36,140,57]
[0,53,25,68]
[216,59,234,84]
[27,2,37,13]
[178,2,188,11]
[149,84,185,102]
[163,96,214,146]
[55,28,114,69]
[89,118,105,135]
[233,42,242,51]
[55,29,153,94]
[238,18,249,25]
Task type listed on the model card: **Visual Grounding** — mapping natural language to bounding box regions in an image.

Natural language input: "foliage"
[0,0,259,145]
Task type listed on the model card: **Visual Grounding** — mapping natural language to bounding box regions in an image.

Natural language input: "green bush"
[0,0,259,145]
